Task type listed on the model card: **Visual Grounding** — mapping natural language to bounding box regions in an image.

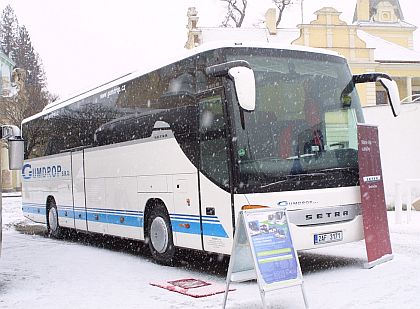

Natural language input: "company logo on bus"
[277,200,319,207]
[22,163,70,180]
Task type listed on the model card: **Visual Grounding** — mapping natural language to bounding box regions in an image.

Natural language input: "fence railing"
[395,179,420,224]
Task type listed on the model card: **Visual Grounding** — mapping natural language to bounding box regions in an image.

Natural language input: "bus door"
[71,150,88,231]
[198,90,234,254]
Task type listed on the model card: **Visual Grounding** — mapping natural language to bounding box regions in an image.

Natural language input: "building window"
[412,90,420,102]
[376,91,388,105]
[381,12,391,21]
[193,34,200,46]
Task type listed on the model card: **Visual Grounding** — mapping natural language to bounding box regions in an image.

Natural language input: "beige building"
[293,1,420,106]
[185,0,420,107]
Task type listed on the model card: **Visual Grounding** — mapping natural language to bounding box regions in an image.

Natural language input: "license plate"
[314,231,343,245]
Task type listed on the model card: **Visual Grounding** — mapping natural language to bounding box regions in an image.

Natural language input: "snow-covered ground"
[1,196,420,309]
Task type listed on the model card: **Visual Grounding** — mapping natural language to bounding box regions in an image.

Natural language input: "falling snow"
[1,196,420,308]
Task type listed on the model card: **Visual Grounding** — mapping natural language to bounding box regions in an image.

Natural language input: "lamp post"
[0,142,2,254]
[0,125,24,256]
[0,67,25,256]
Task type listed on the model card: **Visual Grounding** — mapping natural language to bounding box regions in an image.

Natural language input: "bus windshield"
[226,48,364,193]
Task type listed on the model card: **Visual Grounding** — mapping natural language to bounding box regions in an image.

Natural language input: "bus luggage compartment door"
[71,150,88,231]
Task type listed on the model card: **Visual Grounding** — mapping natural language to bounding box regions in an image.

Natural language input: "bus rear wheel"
[47,202,61,238]
[147,206,175,265]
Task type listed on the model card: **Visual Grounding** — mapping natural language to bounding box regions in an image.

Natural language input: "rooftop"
[357,30,420,62]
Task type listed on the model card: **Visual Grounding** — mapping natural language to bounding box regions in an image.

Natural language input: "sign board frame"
[357,124,393,268]
[223,207,308,309]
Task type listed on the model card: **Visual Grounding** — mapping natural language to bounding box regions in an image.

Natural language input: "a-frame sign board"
[223,208,309,309]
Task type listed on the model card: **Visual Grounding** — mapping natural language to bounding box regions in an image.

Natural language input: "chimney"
[265,8,277,35]
[187,7,199,30]
[185,7,201,49]
[356,0,370,21]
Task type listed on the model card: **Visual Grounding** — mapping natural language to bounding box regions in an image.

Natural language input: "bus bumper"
[289,215,364,250]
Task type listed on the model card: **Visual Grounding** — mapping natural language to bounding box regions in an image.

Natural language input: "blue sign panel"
[245,210,298,285]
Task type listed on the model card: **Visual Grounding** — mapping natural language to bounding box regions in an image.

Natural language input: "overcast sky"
[3,0,419,98]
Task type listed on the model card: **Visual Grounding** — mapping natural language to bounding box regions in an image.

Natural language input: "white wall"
[363,103,420,206]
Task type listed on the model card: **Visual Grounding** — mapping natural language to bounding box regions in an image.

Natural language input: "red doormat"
[150,278,235,298]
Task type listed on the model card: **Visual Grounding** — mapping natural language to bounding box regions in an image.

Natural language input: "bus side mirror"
[377,77,401,117]
[228,66,256,111]
[1,125,24,170]
[7,138,24,170]
[205,60,256,111]
[352,73,401,117]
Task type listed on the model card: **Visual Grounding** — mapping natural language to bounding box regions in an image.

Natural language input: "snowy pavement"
[1,196,420,309]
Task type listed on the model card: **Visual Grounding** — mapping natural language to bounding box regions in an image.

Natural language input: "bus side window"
[199,95,230,189]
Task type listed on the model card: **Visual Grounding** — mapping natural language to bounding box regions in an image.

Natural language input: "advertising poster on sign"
[245,210,298,285]
[357,124,393,267]
[223,208,308,309]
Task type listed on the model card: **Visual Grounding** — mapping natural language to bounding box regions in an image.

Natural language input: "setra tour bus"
[21,42,400,264]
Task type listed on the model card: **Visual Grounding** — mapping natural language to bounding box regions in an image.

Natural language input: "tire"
[47,202,62,238]
[147,206,175,265]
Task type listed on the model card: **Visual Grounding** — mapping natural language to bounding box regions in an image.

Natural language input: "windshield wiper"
[260,172,326,189]
[316,167,359,175]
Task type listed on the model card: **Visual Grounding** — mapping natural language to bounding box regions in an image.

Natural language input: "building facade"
[293,1,420,106]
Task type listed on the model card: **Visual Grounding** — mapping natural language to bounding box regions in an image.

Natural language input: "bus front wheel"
[47,201,61,238]
[147,206,175,265]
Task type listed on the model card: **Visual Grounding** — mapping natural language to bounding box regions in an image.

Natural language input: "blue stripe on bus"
[86,207,143,215]
[171,219,228,238]
[22,204,46,215]
[22,203,228,237]
[170,216,219,224]
[170,214,220,224]
[202,222,229,238]
[171,219,201,235]
[86,211,144,227]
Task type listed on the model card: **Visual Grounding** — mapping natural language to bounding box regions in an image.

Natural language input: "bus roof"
[23,42,342,124]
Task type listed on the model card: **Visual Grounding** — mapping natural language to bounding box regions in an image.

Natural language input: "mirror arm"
[205,60,251,77]
[239,108,246,129]
[351,72,401,117]
[343,73,394,95]
[352,72,392,84]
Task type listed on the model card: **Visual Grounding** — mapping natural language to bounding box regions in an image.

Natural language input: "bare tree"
[272,0,298,27]
[221,0,248,28]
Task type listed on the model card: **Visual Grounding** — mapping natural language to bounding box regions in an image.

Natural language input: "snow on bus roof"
[24,42,341,123]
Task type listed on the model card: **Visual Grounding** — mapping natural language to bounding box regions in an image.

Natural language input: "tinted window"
[24,57,198,160]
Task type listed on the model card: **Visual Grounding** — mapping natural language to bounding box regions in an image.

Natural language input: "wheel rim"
[150,217,169,253]
[49,207,58,232]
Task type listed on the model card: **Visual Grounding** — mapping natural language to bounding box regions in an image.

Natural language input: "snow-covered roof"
[200,27,269,44]
[197,27,301,47]
[357,30,420,62]
[355,20,416,29]
[192,37,341,57]
[31,40,342,122]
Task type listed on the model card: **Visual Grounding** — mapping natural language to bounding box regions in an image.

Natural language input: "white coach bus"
[21,42,400,264]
